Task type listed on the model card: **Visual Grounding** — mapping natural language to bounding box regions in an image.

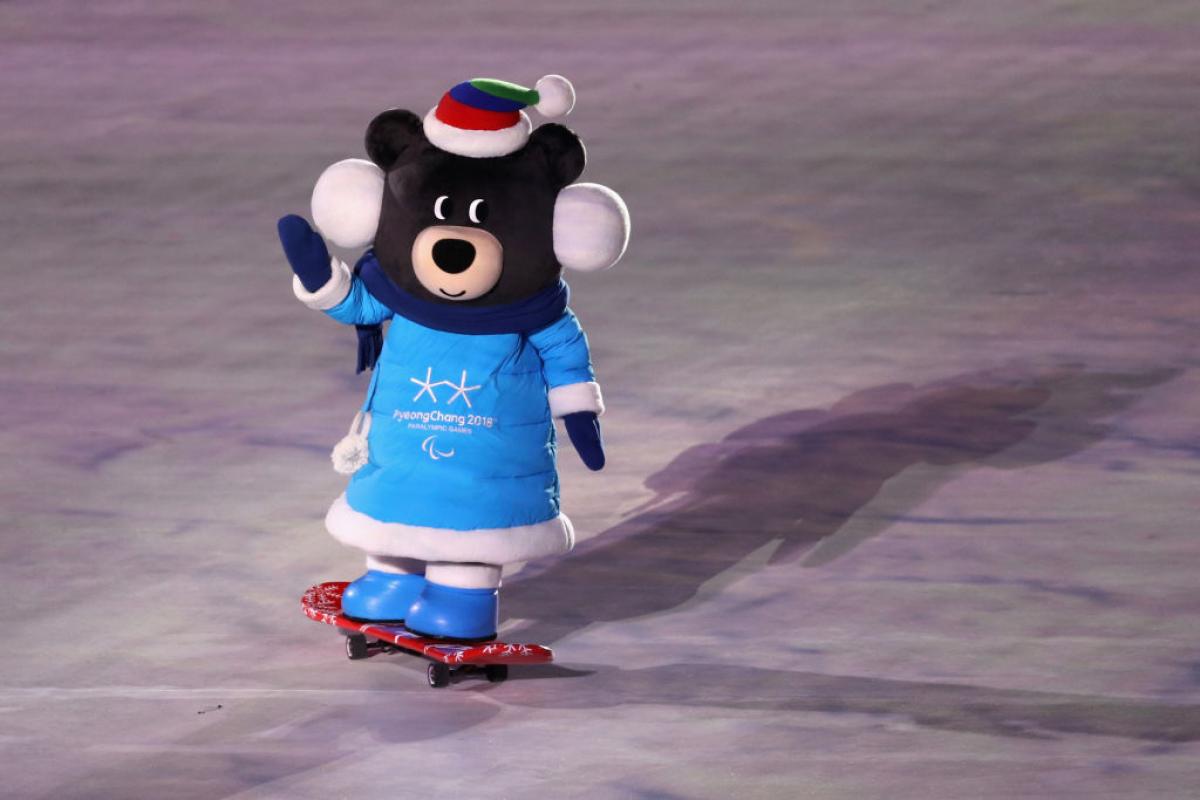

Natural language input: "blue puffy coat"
[303,265,599,565]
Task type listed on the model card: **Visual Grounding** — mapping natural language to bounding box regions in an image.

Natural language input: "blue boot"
[341,570,426,622]
[405,582,498,640]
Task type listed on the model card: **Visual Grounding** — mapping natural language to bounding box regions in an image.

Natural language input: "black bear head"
[363,109,585,306]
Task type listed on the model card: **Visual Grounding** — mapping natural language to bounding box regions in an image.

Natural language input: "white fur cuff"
[292,257,352,310]
[548,381,605,417]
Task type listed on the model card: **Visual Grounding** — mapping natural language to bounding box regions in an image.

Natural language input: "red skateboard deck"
[301,581,553,688]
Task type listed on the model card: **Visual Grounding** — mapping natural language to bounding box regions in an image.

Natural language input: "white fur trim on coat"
[548,381,605,417]
[325,493,575,564]
[292,257,352,310]
[553,183,630,272]
[423,108,533,158]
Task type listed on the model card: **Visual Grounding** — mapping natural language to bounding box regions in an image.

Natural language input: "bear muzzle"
[411,225,504,301]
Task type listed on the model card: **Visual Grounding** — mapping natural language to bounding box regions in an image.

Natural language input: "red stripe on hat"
[435,93,519,131]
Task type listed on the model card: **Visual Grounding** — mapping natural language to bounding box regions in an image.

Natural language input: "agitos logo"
[421,435,456,461]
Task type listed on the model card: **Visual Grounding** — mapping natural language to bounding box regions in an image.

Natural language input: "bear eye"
[468,198,489,224]
[434,195,453,221]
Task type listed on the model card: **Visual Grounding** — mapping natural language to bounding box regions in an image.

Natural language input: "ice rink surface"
[2,1,1200,797]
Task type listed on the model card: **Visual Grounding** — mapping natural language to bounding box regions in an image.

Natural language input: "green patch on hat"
[470,78,540,106]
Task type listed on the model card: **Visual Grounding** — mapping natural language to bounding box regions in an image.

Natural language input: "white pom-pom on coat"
[311,158,385,249]
[331,411,371,475]
[553,183,630,272]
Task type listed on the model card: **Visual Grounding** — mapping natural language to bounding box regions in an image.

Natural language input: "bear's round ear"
[311,158,385,249]
[553,183,630,272]
[365,109,425,170]
[529,123,586,189]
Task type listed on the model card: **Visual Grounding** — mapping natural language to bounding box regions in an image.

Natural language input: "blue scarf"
[351,251,570,373]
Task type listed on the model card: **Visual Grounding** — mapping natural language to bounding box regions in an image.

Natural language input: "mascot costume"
[277,76,629,640]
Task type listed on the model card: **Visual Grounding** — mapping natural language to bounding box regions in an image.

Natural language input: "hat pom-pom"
[535,75,575,118]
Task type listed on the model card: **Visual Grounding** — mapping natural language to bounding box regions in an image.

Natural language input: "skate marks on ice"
[504,661,1200,744]
[10,688,507,800]
[506,364,1180,644]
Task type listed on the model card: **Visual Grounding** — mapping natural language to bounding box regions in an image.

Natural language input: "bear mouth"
[438,288,467,298]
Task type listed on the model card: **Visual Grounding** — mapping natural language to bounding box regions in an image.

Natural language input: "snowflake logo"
[410,368,481,407]
[444,371,481,408]
[410,367,441,403]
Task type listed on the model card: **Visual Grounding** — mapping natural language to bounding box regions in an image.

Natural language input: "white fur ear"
[311,158,385,249]
[553,183,630,272]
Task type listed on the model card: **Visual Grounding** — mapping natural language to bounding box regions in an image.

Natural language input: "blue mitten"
[563,412,605,471]
[277,214,332,292]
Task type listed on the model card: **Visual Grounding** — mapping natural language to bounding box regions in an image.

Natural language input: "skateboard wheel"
[427,662,451,688]
[345,634,370,660]
[484,664,508,683]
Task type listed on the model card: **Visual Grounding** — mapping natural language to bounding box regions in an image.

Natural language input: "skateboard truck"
[341,632,510,686]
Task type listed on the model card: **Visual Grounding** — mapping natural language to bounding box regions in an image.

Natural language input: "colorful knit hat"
[423,75,575,158]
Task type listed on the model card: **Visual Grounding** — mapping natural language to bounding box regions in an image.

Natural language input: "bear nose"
[431,238,476,274]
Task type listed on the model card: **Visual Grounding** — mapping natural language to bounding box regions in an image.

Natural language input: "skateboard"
[301,581,553,688]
